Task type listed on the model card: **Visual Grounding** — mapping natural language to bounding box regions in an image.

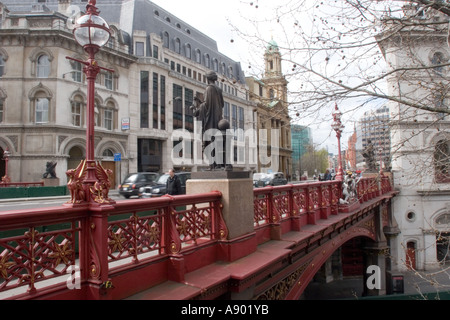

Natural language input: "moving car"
[118,172,159,198]
[139,172,191,198]
[253,172,288,187]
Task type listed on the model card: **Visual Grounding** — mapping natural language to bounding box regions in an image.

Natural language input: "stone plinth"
[188,171,253,239]
[41,178,60,187]
[187,171,256,261]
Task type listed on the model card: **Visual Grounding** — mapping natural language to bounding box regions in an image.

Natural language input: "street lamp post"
[65,0,115,206]
[332,103,345,181]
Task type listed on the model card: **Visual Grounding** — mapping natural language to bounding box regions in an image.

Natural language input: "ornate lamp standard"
[332,103,345,181]
[65,0,114,206]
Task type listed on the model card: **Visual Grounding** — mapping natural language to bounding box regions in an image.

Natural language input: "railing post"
[165,197,184,283]
[84,205,114,299]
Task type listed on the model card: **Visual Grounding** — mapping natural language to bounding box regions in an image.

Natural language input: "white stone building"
[377,5,450,271]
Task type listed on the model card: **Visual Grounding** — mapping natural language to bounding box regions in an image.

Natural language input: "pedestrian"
[324,169,332,180]
[166,168,181,195]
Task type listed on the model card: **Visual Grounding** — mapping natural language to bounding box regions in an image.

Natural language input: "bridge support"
[187,171,256,261]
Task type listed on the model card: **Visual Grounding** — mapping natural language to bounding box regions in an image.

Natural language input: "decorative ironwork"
[0,224,77,293]
[256,260,311,300]
[107,210,163,263]
[66,160,87,204]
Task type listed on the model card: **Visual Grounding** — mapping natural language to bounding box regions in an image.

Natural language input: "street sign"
[114,153,121,162]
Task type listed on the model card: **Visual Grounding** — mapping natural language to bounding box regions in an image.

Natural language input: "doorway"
[406,241,416,270]
[68,146,84,170]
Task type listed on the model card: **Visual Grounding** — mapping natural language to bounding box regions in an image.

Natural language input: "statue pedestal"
[338,199,360,213]
[187,171,256,261]
[41,178,60,187]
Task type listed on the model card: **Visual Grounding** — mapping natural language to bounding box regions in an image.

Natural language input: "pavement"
[303,267,450,300]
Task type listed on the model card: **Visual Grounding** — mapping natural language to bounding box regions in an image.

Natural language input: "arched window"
[434,139,450,182]
[213,59,219,72]
[36,98,49,123]
[205,54,210,68]
[37,54,50,78]
[163,32,169,48]
[185,43,191,59]
[0,96,4,123]
[71,94,84,127]
[175,38,181,54]
[29,85,52,124]
[0,55,5,77]
[195,49,201,64]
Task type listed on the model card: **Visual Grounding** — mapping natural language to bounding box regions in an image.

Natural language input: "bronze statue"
[43,161,57,179]
[191,71,232,170]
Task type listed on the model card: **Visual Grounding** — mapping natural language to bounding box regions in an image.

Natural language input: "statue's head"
[206,71,218,82]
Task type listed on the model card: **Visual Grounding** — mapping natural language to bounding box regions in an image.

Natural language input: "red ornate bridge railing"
[0,174,392,299]
[0,192,226,299]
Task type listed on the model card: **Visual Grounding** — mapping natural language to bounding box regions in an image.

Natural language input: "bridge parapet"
[0,174,394,300]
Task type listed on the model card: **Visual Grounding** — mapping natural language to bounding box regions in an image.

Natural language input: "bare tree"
[230,0,450,297]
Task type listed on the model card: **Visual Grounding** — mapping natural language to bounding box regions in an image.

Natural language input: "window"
[173,84,183,130]
[175,38,181,54]
[163,32,169,48]
[223,102,230,122]
[205,54,210,68]
[434,139,450,183]
[185,88,194,132]
[238,107,245,140]
[196,49,201,64]
[135,41,145,56]
[105,71,113,90]
[186,44,191,59]
[37,54,50,78]
[140,71,149,128]
[104,108,113,130]
[72,61,82,82]
[0,55,4,77]
[71,99,82,127]
[36,98,49,123]
[152,72,158,129]
[153,45,159,59]
[160,75,166,130]
[0,99,4,123]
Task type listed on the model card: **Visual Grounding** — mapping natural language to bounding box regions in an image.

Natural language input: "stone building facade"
[377,5,450,271]
[0,0,260,187]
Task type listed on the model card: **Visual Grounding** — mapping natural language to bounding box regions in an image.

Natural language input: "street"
[0,191,123,212]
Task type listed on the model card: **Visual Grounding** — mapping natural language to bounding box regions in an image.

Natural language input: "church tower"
[262,38,288,105]
[246,38,292,178]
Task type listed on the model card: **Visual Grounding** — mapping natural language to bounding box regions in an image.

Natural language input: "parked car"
[118,172,160,198]
[139,172,191,198]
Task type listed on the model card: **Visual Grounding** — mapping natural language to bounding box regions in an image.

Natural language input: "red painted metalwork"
[0,176,395,300]
[64,0,115,207]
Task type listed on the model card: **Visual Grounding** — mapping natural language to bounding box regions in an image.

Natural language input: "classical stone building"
[377,5,450,271]
[0,1,135,187]
[246,39,292,178]
[0,0,256,187]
